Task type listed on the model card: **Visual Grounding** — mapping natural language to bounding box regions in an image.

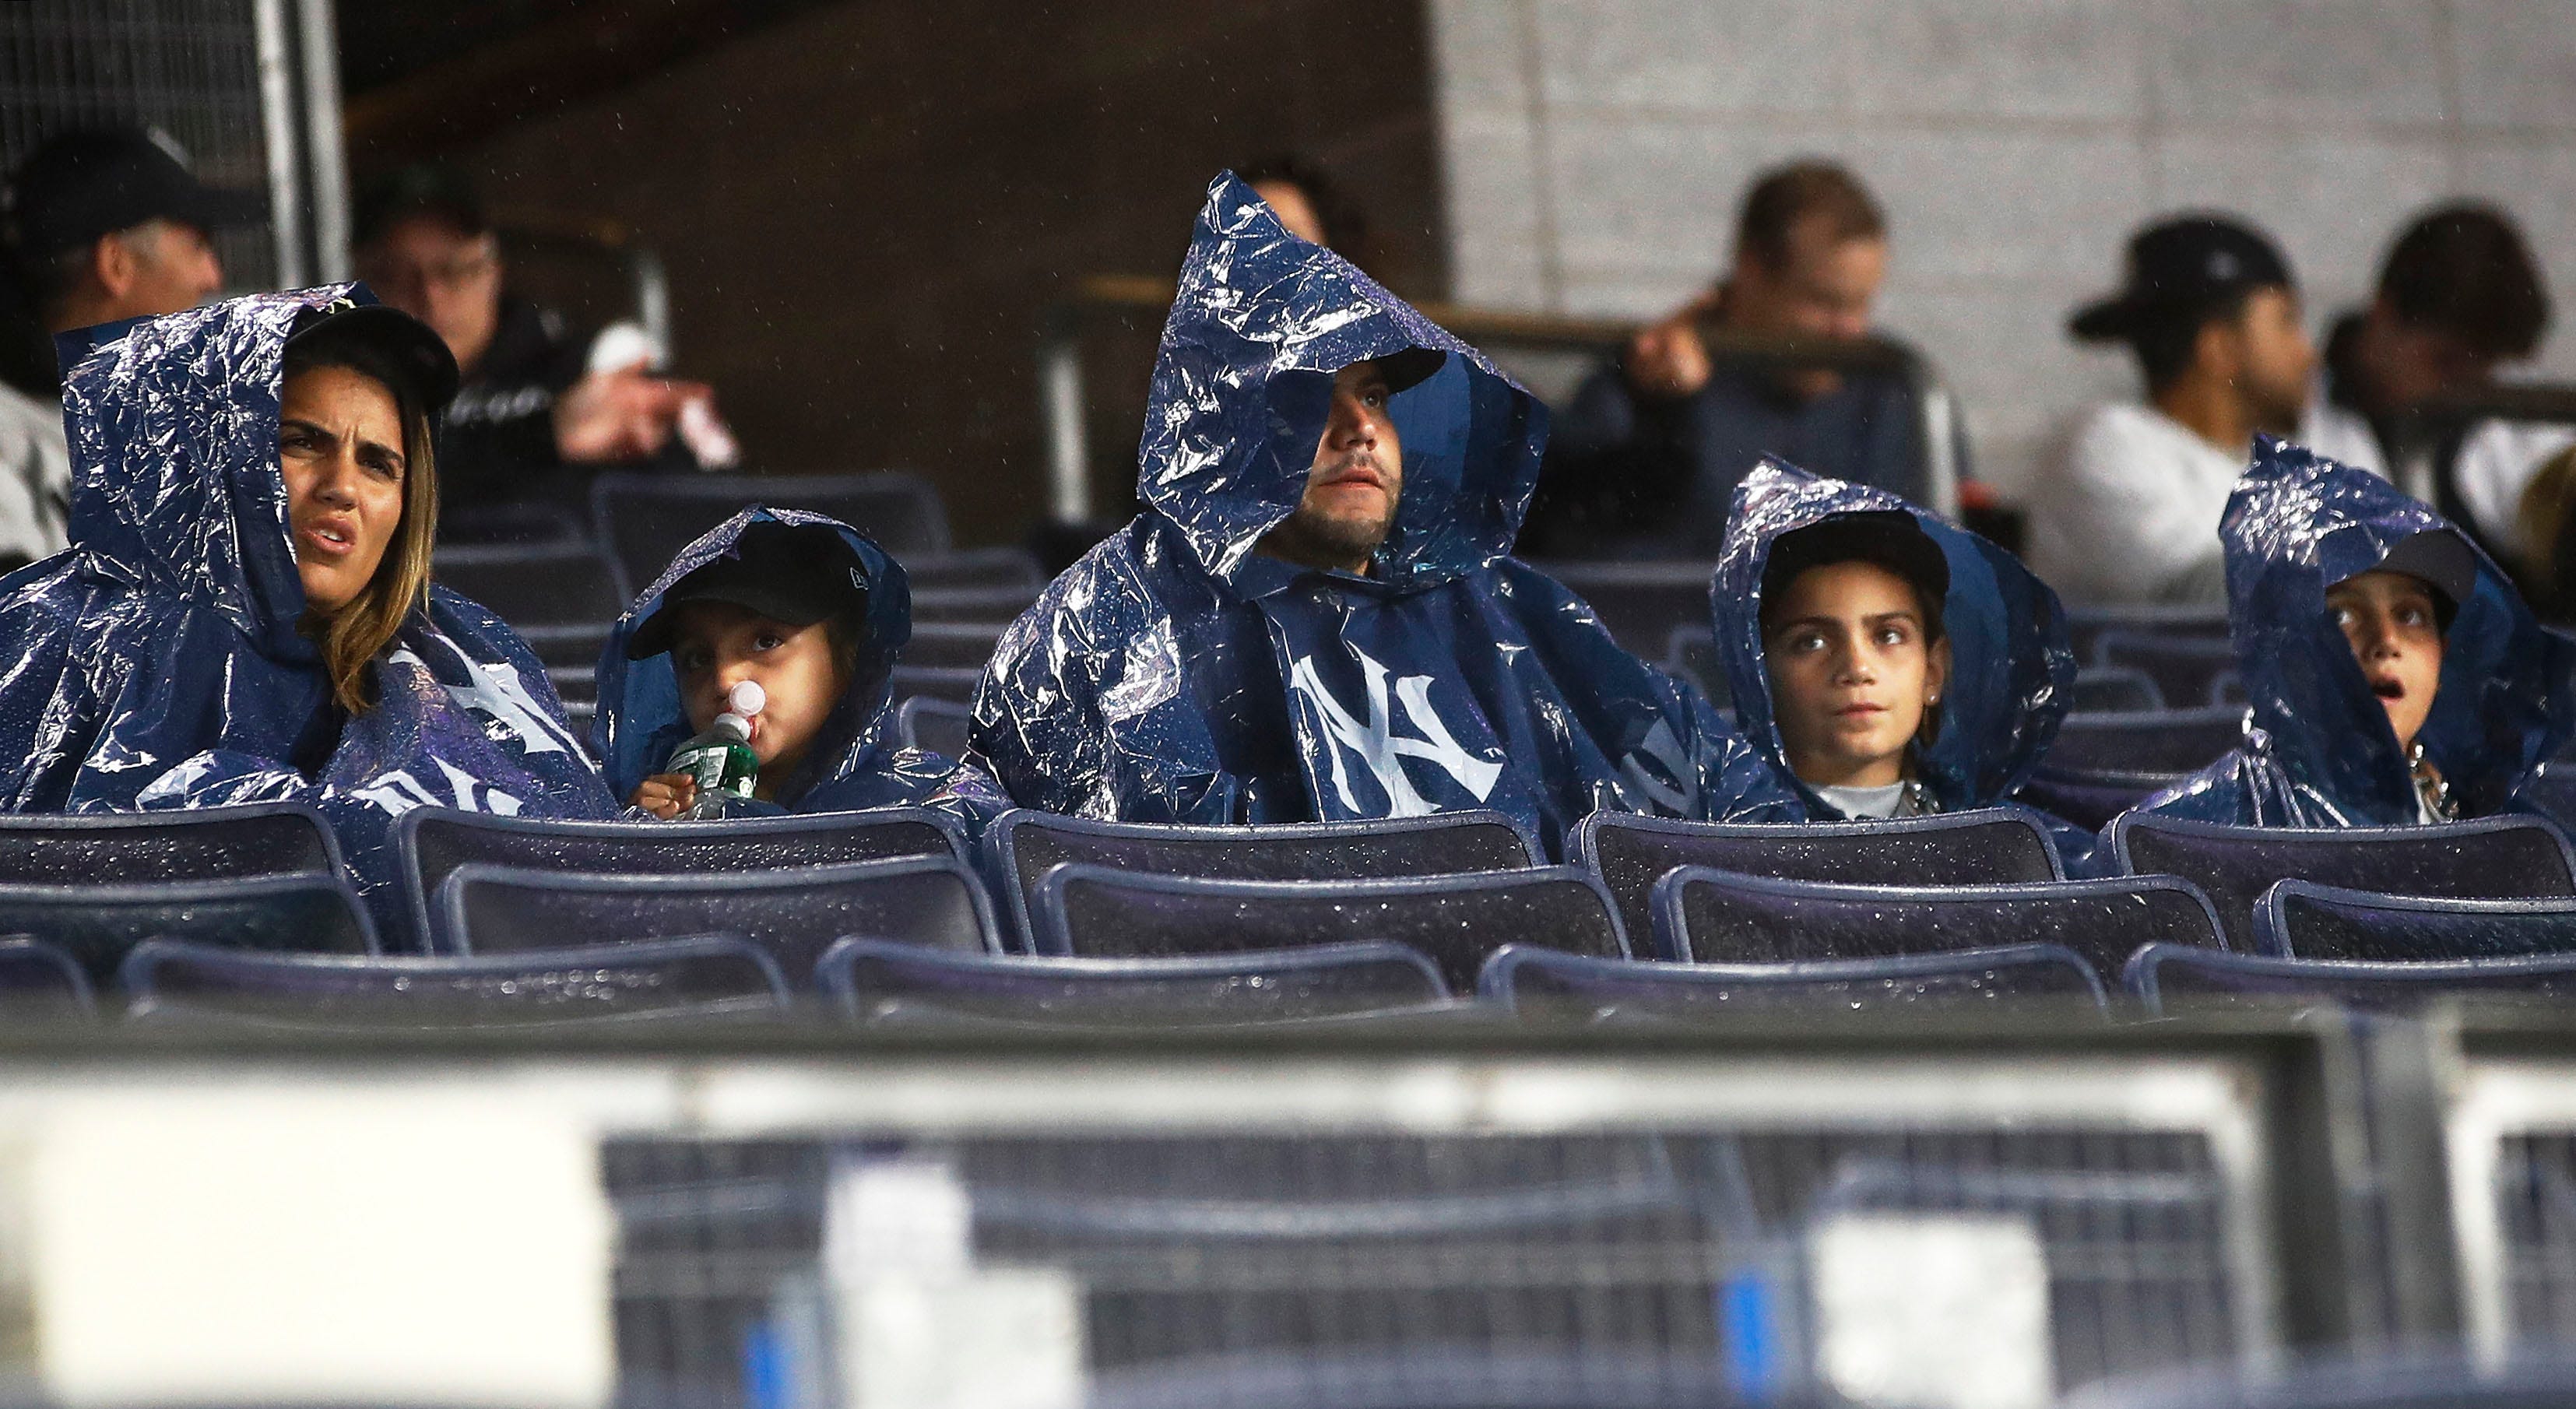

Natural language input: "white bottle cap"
[711,712,751,743]
[727,680,766,717]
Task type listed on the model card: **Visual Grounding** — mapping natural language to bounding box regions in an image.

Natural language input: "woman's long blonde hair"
[282,334,440,715]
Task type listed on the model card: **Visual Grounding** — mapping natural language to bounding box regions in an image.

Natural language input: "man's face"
[2221,285,2317,436]
[1729,213,1885,343]
[356,215,503,373]
[93,218,222,325]
[2326,569,2444,752]
[1260,360,1404,575]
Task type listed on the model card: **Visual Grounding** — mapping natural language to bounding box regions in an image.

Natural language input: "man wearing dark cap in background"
[352,165,733,526]
[0,127,261,567]
[2025,214,2316,606]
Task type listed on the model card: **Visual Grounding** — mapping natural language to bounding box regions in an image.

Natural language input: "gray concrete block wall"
[1431,0,2576,498]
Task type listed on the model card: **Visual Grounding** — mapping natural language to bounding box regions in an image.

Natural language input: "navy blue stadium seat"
[887,664,982,704]
[2125,943,2576,1016]
[1478,943,2108,1018]
[435,856,996,978]
[1651,869,2224,982]
[0,803,342,884]
[986,809,1540,949]
[0,937,93,1017]
[547,664,596,705]
[1660,623,1729,708]
[2068,666,2164,712]
[397,806,966,955]
[902,548,1044,593]
[516,623,613,669]
[896,696,973,759]
[2045,705,2247,776]
[2094,631,2241,708]
[1525,559,1714,657]
[903,621,1008,671]
[2014,768,2177,832]
[2255,880,2576,961]
[1031,864,1625,991]
[433,543,626,627]
[0,873,376,982]
[817,936,1451,1028]
[908,585,1042,623]
[435,501,588,547]
[121,934,789,1028]
[2067,604,2228,664]
[1576,809,2062,949]
[591,469,952,595]
[2111,813,2576,953]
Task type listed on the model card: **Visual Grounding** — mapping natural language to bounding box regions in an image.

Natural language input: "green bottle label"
[672,740,759,799]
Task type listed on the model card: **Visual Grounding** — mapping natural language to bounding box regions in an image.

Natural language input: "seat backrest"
[817,936,1448,1028]
[1479,942,2107,1017]
[903,621,1007,671]
[887,664,982,704]
[2256,880,2576,962]
[2112,813,2576,952]
[399,806,965,955]
[1031,863,1625,992]
[591,470,951,593]
[435,501,588,548]
[1576,809,2061,948]
[988,809,1541,946]
[902,547,1044,592]
[0,803,342,885]
[896,697,973,758]
[910,586,1041,622]
[120,934,789,1028]
[0,874,376,983]
[0,937,94,1017]
[2125,942,2576,1016]
[515,622,613,669]
[2014,770,2175,832]
[433,544,627,627]
[1652,869,2223,981]
[2045,705,2246,776]
[436,856,996,979]
[2095,631,2241,709]
[2068,667,2164,713]
[2067,605,2230,663]
[547,665,596,704]
[1523,559,1714,657]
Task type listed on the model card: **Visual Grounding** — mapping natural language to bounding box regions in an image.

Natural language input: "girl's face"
[1763,560,1949,790]
[669,601,848,791]
[279,364,407,613]
[2327,569,2444,751]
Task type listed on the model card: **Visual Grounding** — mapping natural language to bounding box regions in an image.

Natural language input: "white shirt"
[2024,403,2245,607]
[1813,780,1908,820]
[0,383,68,567]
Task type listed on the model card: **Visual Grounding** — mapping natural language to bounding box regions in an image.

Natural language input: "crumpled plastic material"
[0,284,616,947]
[1710,458,2102,873]
[591,504,1003,827]
[971,172,1799,848]
[2140,436,2576,827]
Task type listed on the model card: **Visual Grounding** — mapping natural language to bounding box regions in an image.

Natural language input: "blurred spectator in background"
[1239,153,1362,252]
[1527,160,1945,558]
[353,166,733,527]
[0,127,259,569]
[2026,215,2314,606]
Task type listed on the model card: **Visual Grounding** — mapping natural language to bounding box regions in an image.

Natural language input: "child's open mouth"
[2371,678,2405,701]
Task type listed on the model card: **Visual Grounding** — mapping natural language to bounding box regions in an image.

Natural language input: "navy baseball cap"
[288,297,462,413]
[4,128,263,259]
[2071,215,2297,342]
[627,522,871,661]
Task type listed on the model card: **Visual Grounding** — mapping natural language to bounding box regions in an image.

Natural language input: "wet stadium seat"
[887,664,982,704]
[2255,880,2576,961]
[902,621,1008,671]
[121,934,790,1028]
[903,547,1046,592]
[909,585,1042,622]
[433,543,627,627]
[1524,560,1714,657]
[435,501,587,548]
[1031,864,1625,992]
[2068,667,2164,712]
[1478,942,2108,1017]
[2014,768,2178,832]
[986,809,1541,950]
[398,806,967,956]
[2110,813,2576,952]
[895,696,972,758]
[518,623,613,670]
[435,855,997,977]
[2046,705,2247,776]
[591,470,951,594]
[547,665,596,705]
[2125,943,2576,1016]
[0,937,93,1017]
[1651,869,2224,982]
[0,873,376,983]
[1576,808,2062,947]
[2094,631,2242,708]
[0,803,343,884]
[817,936,1453,1028]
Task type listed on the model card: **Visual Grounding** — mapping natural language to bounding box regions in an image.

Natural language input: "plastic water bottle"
[666,680,764,818]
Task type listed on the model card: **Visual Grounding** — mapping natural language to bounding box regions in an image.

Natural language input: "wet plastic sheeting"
[818,938,1449,1028]
[2116,817,2576,953]
[1040,866,1624,991]
[2265,888,2576,963]
[0,803,338,884]
[1662,873,2223,982]
[0,874,373,983]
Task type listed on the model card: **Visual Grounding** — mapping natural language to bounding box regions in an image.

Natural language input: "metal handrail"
[1038,273,1961,525]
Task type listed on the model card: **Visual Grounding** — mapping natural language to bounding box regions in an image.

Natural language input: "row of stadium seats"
[0,802,2562,1024]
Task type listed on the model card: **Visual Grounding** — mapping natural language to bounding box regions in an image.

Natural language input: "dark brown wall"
[363,1,1444,547]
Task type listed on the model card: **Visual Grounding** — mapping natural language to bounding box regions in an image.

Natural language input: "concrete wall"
[1430,0,2576,498]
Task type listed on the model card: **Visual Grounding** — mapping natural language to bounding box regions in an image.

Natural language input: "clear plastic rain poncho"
[592,505,1003,825]
[2139,437,2576,827]
[971,174,1798,849]
[0,286,614,943]
[1710,458,2103,873]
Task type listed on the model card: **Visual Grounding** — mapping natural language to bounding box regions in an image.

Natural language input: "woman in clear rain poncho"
[0,286,613,943]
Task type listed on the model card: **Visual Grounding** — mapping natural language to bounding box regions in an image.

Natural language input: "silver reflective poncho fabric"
[591,505,1003,825]
[971,173,1798,848]
[2139,437,2576,827]
[0,286,614,944]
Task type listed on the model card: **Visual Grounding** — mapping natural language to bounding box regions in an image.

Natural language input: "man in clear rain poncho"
[971,174,1798,848]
